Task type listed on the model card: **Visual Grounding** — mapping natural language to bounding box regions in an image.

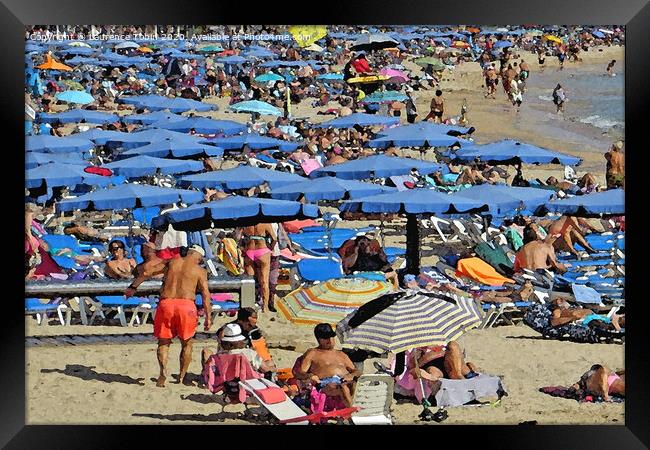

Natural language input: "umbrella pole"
[406,214,420,275]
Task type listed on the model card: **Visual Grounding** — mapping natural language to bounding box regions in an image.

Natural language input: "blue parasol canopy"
[56,183,204,212]
[25,152,87,169]
[26,162,113,189]
[368,122,470,149]
[211,133,301,152]
[310,155,449,180]
[312,113,400,129]
[102,155,204,178]
[121,110,186,125]
[152,196,320,231]
[452,139,582,166]
[180,165,306,190]
[340,188,488,214]
[38,109,118,124]
[152,117,247,135]
[540,189,624,216]
[229,100,282,116]
[452,184,555,216]
[26,135,94,153]
[270,176,396,202]
[120,137,224,158]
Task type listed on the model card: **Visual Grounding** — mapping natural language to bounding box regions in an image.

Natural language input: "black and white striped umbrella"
[336,291,482,354]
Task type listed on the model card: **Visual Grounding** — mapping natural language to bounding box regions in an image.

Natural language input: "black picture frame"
[4,0,647,447]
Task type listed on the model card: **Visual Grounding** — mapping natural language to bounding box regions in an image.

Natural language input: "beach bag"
[217,237,244,276]
[474,242,514,276]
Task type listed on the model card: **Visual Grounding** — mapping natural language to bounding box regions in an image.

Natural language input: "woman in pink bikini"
[572,364,625,401]
[238,223,277,313]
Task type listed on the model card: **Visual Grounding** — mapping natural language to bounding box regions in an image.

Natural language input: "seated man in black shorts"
[410,341,479,383]
[339,235,399,289]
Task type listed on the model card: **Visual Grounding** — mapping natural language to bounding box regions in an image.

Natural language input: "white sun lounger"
[351,374,394,425]
[239,378,309,425]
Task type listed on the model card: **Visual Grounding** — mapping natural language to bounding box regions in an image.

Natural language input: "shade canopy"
[151,196,320,231]
[452,139,582,166]
[540,189,624,216]
[229,100,282,116]
[312,113,399,129]
[340,188,488,215]
[367,122,470,149]
[270,176,396,202]
[38,110,119,124]
[26,162,112,189]
[180,165,306,190]
[120,138,223,158]
[153,117,247,135]
[310,155,449,180]
[56,184,204,212]
[102,155,204,177]
[25,152,87,169]
[26,135,94,153]
[452,184,555,216]
[336,291,482,354]
[210,133,301,152]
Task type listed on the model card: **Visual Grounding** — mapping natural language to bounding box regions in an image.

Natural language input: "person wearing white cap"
[125,244,211,388]
[201,323,274,374]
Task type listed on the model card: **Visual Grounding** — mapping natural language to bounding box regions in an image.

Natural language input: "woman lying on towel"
[393,342,480,401]
[571,364,625,402]
[551,298,625,331]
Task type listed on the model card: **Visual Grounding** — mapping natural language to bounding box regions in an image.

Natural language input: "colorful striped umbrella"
[277,278,393,326]
[336,291,482,354]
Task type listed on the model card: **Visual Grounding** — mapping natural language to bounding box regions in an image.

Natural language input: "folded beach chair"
[25,298,71,326]
[239,378,310,425]
[350,374,394,425]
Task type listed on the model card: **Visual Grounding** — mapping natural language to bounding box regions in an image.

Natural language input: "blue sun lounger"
[25,298,71,326]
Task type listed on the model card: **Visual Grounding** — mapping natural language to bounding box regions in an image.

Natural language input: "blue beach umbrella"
[316,73,344,81]
[25,152,87,169]
[452,139,582,166]
[229,100,282,116]
[38,109,118,124]
[121,110,187,125]
[254,73,285,83]
[211,133,301,152]
[56,184,204,212]
[452,184,555,216]
[55,90,95,105]
[26,162,112,189]
[26,135,94,153]
[361,91,409,103]
[540,189,624,216]
[102,155,204,177]
[152,196,320,231]
[312,113,400,129]
[367,122,472,149]
[70,129,132,145]
[310,155,449,180]
[216,56,249,65]
[340,188,488,215]
[120,137,224,158]
[270,176,396,202]
[180,165,306,190]
[141,96,217,113]
[154,117,247,135]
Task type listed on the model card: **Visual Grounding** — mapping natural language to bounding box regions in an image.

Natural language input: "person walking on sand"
[606,60,617,76]
[125,244,211,387]
[425,89,444,123]
[552,84,567,114]
[537,45,546,72]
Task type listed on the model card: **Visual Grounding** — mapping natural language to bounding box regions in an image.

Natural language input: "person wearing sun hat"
[201,323,275,374]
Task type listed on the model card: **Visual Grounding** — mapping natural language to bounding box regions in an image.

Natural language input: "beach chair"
[239,378,310,425]
[25,298,71,326]
[350,374,394,425]
[195,294,240,324]
[132,206,161,228]
[83,296,155,326]
[291,257,344,287]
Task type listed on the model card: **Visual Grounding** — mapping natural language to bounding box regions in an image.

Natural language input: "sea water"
[526,63,624,142]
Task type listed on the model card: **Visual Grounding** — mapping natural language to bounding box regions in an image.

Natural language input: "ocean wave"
[579,115,624,130]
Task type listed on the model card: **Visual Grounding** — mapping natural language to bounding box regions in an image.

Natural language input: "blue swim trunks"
[317,375,343,390]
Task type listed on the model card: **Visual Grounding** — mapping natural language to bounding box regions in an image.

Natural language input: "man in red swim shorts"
[126,245,212,387]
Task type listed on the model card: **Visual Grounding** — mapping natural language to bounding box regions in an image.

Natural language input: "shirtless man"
[125,245,211,387]
[425,90,444,123]
[549,298,594,327]
[571,364,625,402]
[606,60,616,76]
[296,323,362,408]
[484,64,498,99]
[544,215,597,258]
[513,225,567,274]
[456,163,488,185]
[105,239,137,280]
[604,140,624,189]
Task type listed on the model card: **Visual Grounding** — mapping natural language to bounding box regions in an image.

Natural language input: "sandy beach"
[26,41,625,425]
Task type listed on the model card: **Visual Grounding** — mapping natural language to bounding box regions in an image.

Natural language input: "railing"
[25,276,256,308]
